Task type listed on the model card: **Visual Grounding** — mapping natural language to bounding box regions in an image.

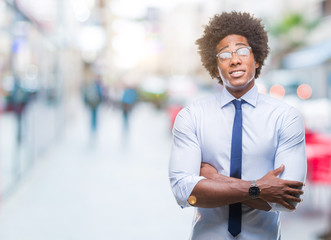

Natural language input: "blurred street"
[0,100,194,240]
[0,99,330,240]
[1,0,331,239]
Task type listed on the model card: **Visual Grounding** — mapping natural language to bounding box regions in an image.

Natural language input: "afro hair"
[196,11,269,84]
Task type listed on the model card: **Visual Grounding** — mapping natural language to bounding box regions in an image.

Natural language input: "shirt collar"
[220,84,258,108]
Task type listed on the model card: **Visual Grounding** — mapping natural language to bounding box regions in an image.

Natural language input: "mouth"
[229,69,245,78]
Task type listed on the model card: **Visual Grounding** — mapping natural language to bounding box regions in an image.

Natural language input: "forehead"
[216,34,249,52]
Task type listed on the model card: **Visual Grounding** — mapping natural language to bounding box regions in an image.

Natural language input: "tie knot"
[232,100,242,110]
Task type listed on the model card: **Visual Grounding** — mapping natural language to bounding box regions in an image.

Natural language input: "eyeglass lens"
[218,47,250,60]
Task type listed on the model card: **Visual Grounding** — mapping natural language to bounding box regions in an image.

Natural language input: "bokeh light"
[256,82,267,94]
[297,83,312,100]
[269,84,286,98]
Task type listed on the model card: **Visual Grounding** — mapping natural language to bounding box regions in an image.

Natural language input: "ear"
[255,60,259,69]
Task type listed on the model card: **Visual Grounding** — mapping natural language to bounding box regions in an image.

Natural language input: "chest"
[196,107,281,176]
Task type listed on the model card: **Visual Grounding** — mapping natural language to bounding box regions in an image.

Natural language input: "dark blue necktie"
[228,100,243,237]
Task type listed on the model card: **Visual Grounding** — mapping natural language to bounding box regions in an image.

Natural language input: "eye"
[237,47,250,56]
[219,52,232,59]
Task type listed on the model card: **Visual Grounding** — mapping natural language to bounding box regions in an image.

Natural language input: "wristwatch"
[249,180,260,199]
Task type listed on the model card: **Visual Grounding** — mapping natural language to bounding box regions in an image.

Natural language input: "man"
[169,11,306,239]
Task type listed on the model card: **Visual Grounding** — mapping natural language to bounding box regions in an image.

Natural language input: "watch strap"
[250,180,257,187]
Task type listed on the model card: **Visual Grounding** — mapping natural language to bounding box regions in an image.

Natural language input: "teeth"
[230,71,245,78]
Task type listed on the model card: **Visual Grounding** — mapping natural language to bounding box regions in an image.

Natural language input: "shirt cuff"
[174,175,206,208]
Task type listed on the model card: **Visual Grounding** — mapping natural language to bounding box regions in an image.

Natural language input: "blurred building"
[0,0,106,199]
[281,0,331,99]
[264,0,331,131]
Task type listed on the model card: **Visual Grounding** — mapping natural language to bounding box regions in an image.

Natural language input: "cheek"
[217,65,226,76]
[220,69,229,78]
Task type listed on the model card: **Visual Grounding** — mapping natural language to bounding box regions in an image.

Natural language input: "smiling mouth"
[229,70,245,78]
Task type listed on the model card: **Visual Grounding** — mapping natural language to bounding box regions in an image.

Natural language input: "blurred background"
[0,0,331,239]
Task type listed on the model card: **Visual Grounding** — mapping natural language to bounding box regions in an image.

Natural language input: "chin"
[221,72,255,91]
[229,84,247,91]
[225,78,254,91]
[230,79,249,87]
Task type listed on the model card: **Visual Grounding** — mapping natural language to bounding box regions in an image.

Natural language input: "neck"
[225,80,255,99]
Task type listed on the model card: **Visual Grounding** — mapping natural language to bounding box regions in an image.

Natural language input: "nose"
[230,52,241,65]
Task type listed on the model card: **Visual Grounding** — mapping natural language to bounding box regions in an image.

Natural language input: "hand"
[200,163,219,179]
[242,199,272,211]
[200,163,238,183]
[257,165,304,210]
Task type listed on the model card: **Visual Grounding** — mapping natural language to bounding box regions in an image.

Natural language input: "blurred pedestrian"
[83,75,104,135]
[121,86,138,131]
[7,79,31,144]
[169,11,307,239]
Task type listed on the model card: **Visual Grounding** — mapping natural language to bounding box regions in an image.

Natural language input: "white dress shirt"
[169,84,307,240]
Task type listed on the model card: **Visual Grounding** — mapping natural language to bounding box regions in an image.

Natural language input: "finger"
[200,163,208,168]
[201,163,214,168]
[284,195,302,203]
[286,181,304,188]
[284,187,304,195]
[292,189,304,196]
[272,164,285,176]
[279,200,296,210]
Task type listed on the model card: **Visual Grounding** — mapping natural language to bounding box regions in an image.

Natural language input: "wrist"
[249,180,260,199]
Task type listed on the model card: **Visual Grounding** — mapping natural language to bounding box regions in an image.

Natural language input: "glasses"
[216,46,252,62]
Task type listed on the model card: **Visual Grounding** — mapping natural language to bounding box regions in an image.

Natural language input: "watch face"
[249,186,260,198]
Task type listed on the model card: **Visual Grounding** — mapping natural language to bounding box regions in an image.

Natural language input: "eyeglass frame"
[216,46,252,62]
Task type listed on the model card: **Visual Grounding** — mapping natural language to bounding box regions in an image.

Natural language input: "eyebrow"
[218,43,248,52]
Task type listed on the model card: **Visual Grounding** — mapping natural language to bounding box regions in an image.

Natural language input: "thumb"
[273,164,285,176]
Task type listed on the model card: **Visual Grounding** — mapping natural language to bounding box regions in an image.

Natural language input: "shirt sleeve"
[169,106,205,208]
[268,107,307,212]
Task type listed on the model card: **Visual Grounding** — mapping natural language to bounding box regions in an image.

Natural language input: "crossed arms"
[169,106,307,212]
[191,163,304,211]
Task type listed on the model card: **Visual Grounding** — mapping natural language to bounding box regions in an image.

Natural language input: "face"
[216,34,259,98]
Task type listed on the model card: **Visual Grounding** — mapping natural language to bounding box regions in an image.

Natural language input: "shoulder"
[178,94,219,117]
[258,93,301,116]
[258,94,304,131]
[258,93,287,108]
